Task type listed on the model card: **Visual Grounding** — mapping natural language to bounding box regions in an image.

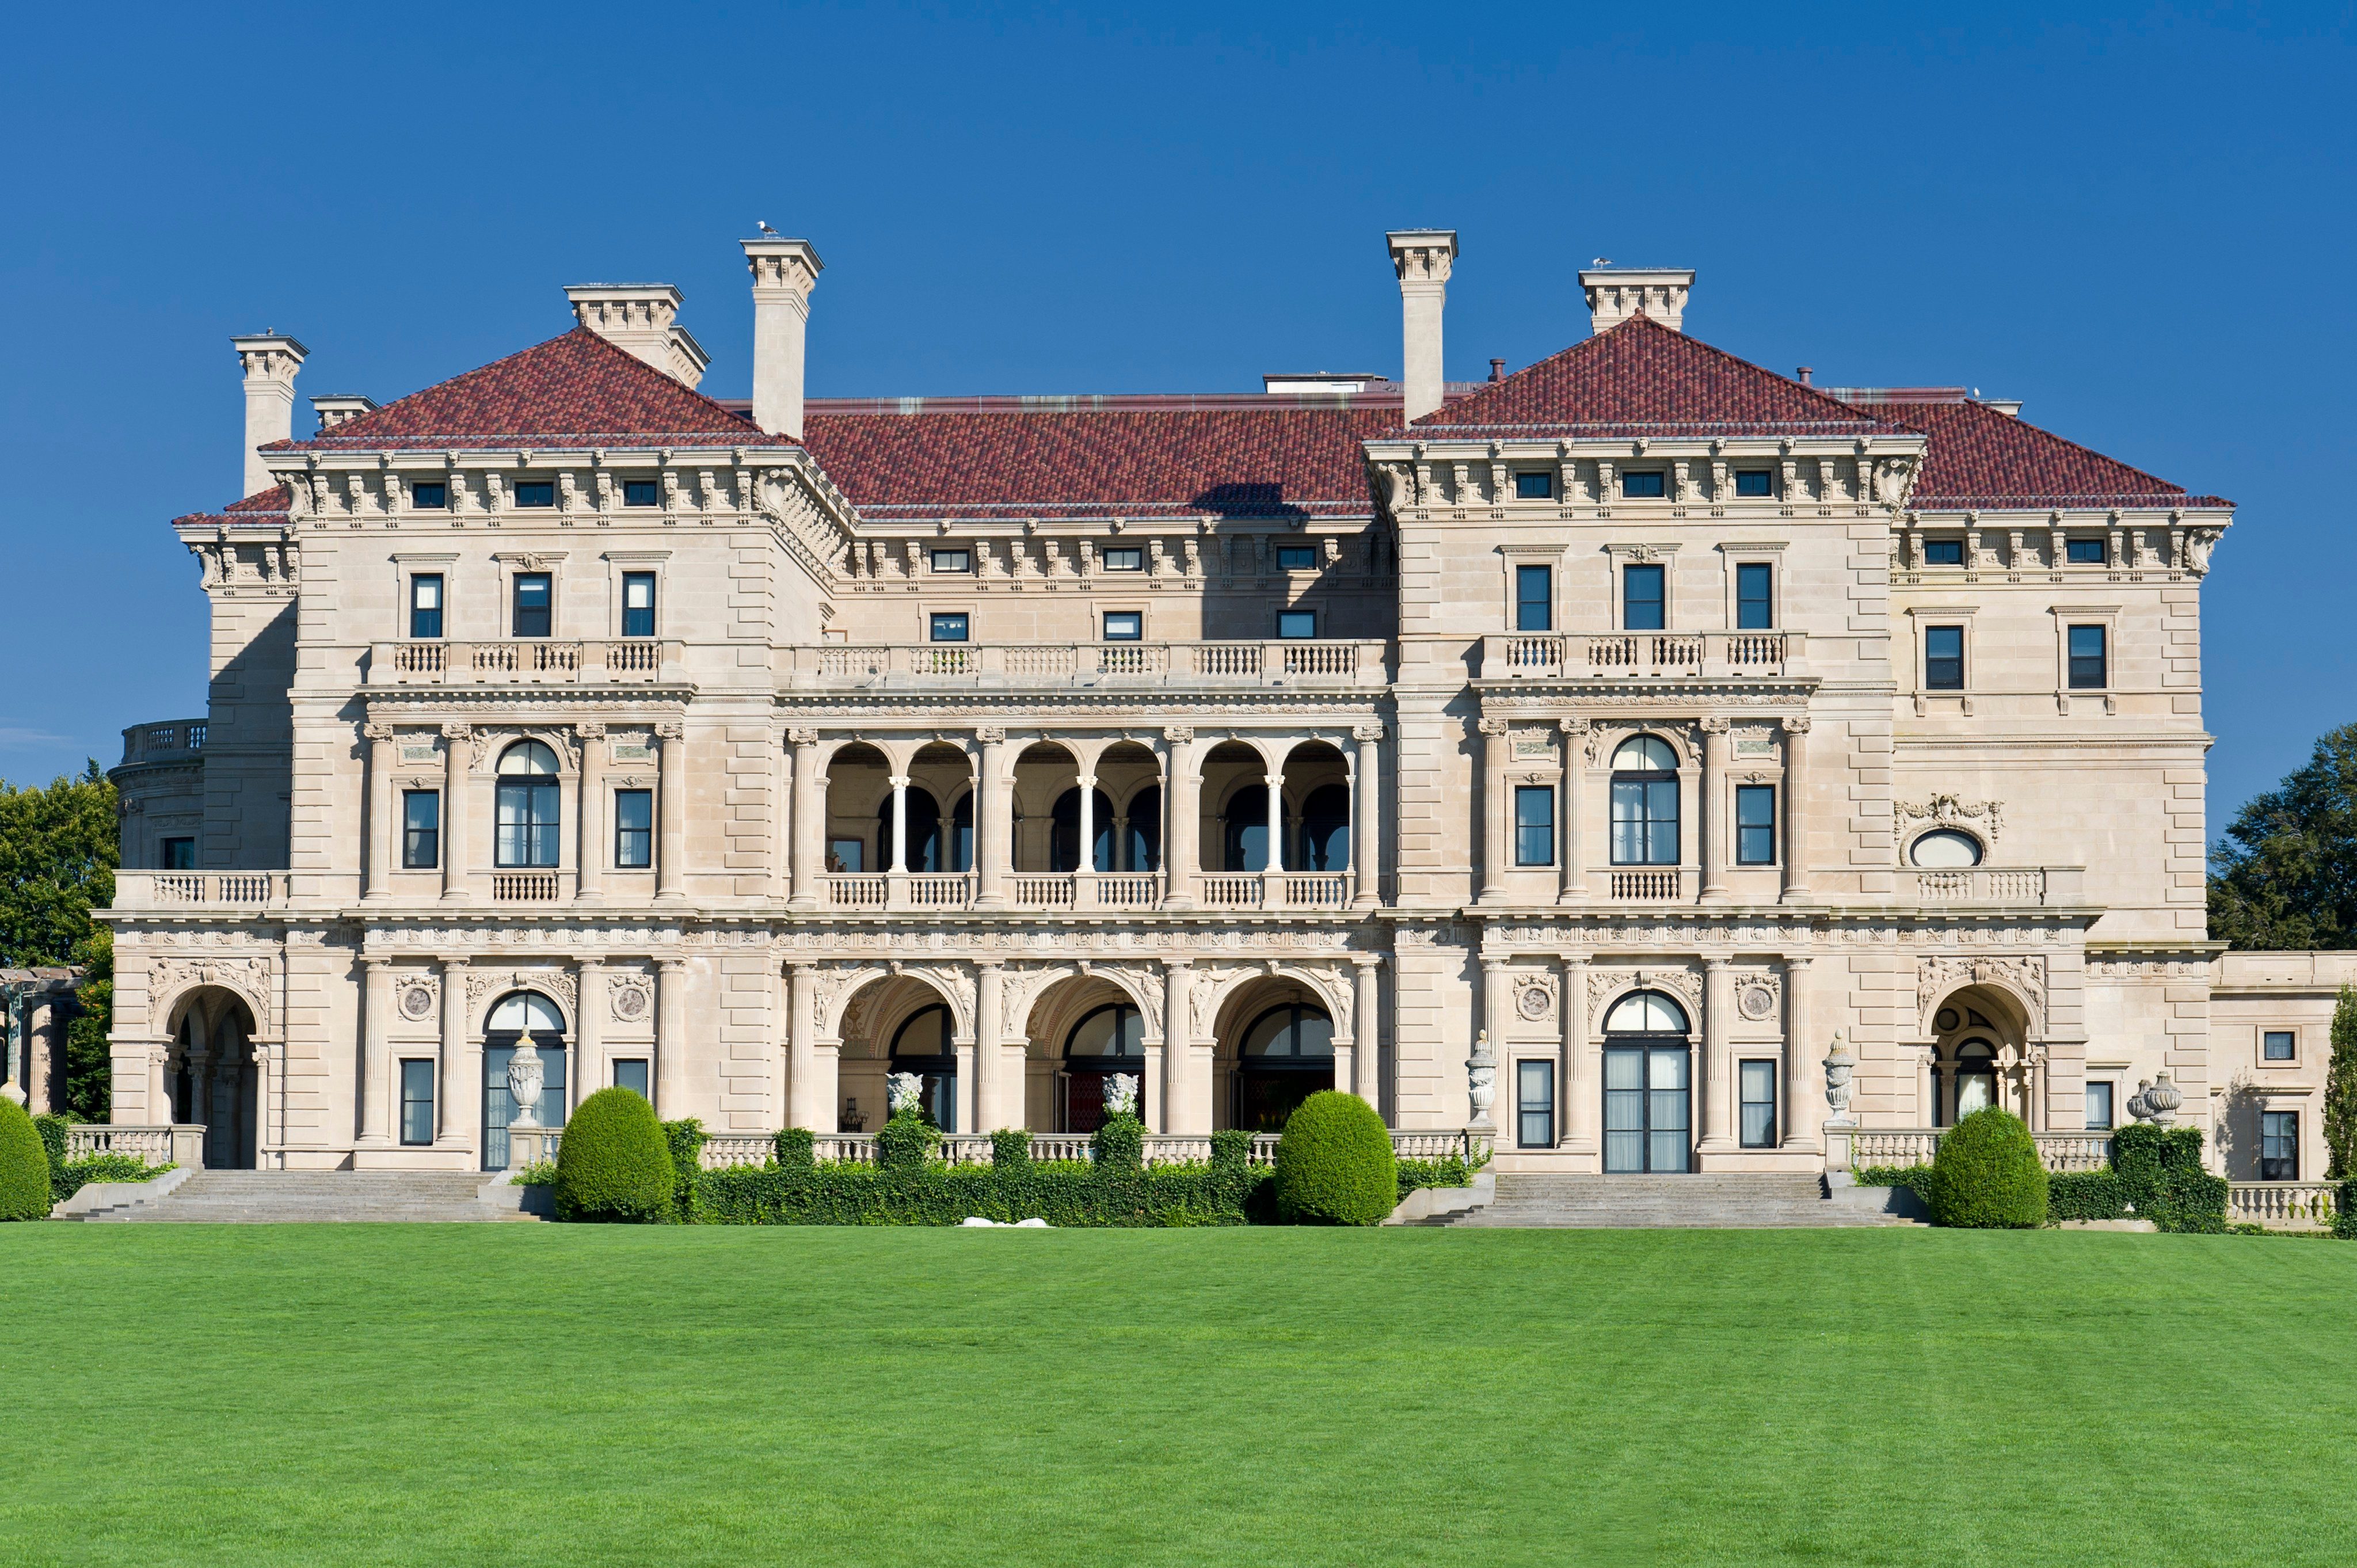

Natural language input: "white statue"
[1103,1073,1140,1118]
[507,1026,545,1130]
[887,1072,924,1116]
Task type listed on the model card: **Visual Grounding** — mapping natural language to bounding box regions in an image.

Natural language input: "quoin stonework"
[96,230,2340,1197]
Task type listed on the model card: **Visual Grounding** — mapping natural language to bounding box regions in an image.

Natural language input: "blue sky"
[2,2,2350,842]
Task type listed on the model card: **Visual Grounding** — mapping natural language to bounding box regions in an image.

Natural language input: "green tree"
[2328,984,2357,1180]
[0,763,118,1120]
[2209,722,2357,950]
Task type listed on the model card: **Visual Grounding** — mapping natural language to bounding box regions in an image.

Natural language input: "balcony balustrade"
[1846,1129,2113,1173]
[816,870,1355,912]
[751,1130,1481,1169]
[491,871,562,902]
[1481,630,1806,681]
[113,871,290,909]
[791,639,1388,689]
[2226,1181,2339,1231]
[1906,866,2084,908]
[367,638,685,686]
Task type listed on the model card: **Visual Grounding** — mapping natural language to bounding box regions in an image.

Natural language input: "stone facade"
[106,230,2313,1185]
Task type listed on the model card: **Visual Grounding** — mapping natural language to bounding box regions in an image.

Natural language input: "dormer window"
[1921,539,1965,566]
[515,481,555,508]
[412,481,448,509]
[1621,470,1667,499]
[1514,471,1553,500]
[1103,547,1144,572]
[623,479,660,508]
[1734,469,1773,498]
[2066,538,2108,564]
[931,548,972,573]
[1275,545,1317,572]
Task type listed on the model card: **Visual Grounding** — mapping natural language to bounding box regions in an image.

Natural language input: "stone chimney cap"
[311,394,379,433]
[741,235,825,267]
[1578,267,1694,334]
[563,283,709,389]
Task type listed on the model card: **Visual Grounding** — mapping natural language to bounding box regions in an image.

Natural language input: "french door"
[1604,1041,1690,1173]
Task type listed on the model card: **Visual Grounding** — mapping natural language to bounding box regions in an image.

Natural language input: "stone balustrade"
[65,1124,208,1166]
[367,638,685,686]
[686,1128,1480,1170]
[790,639,1388,688]
[1907,866,2085,908]
[114,871,290,909]
[1480,630,1807,681]
[817,870,1357,914]
[2227,1181,2340,1231]
[1846,1129,2113,1173]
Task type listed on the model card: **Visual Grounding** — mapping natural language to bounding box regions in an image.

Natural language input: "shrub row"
[2337,1181,2357,1240]
[696,1158,1271,1227]
[1854,1120,2228,1232]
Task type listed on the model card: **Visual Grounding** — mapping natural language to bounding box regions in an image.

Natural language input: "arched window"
[1223,788,1272,872]
[1609,734,1680,866]
[890,1003,957,1131]
[495,740,561,868]
[1602,989,1690,1035]
[1602,988,1690,1174]
[488,991,566,1034]
[1910,829,1983,868]
[1232,1001,1334,1132]
[878,787,943,871]
[1063,1001,1145,1133]
[1297,783,1351,871]
[483,990,568,1172]
[1051,787,1114,873]
[1122,786,1162,873]
[1949,1039,1998,1125]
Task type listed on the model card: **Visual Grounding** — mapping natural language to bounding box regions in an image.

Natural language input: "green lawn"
[3,1226,2352,1566]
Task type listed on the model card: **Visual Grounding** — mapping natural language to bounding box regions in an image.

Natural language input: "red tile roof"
[799,406,1396,520]
[272,328,769,451]
[1396,313,1898,439]
[1880,397,2229,510]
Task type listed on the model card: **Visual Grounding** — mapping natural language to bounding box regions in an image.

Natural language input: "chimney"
[741,237,824,439]
[232,332,308,498]
[563,284,711,389]
[1795,366,1814,386]
[1386,230,1457,422]
[311,394,378,433]
[1578,267,1694,334]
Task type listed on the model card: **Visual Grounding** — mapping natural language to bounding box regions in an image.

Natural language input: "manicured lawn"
[2,1226,2352,1566]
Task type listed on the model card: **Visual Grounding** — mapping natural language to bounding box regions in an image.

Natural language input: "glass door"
[483,1037,568,1171]
[1604,1041,1690,1173]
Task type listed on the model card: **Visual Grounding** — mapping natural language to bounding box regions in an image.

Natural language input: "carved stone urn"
[2145,1071,2182,1128]
[507,1026,545,1131]
[1822,1031,1856,1126]
[1467,1030,1497,1128]
[2127,1079,2154,1123]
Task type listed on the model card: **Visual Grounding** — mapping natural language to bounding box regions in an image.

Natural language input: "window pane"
[1514,785,1555,867]
[1278,610,1316,638]
[615,789,653,869]
[2261,1111,2298,1180]
[2085,1082,2114,1131]
[1735,469,1773,498]
[623,478,660,507]
[412,481,447,510]
[1925,626,1964,690]
[1623,565,1665,630]
[1735,784,1776,865]
[1514,471,1552,500]
[929,612,969,642]
[614,1059,650,1098]
[161,837,196,870]
[1517,1060,1555,1150]
[931,549,972,573]
[1621,469,1666,498]
[495,779,561,867]
[1102,547,1144,572]
[622,573,656,637]
[514,481,554,508]
[1516,565,1552,631]
[1275,545,1316,571]
[1739,1060,1776,1148]
[1736,563,1773,629]
[1103,612,1143,641]
[828,838,863,873]
[402,790,441,870]
[2066,538,2107,564]
[399,1060,435,1146]
[2263,1031,2295,1061]
[2067,625,2107,689]
[512,573,551,637]
[1922,539,1964,565]
[410,574,443,639]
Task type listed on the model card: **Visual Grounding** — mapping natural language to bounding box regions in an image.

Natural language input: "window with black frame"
[1517,1059,1555,1149]
[1924,625,1964,690]
[399,1060,435,1146]
[402,790,440,869]
[511,572,552,637]
[1609,734,1679,866]
[1514,785,1555,867]
[614,789,653,869]
[621,572,657,637]
[2085,1081,2114,1131]
[409,573,444,639]
[1736,562,1773,629]
[160,836,196,870]
[1516,564,1552,631]
[493,740,561,869]
[2261,1110,2299,1181]
[1622,564,1665,630]
[1739,1060,1777,1147]
[2067,625,2107,689]
[1735,784,1776,866]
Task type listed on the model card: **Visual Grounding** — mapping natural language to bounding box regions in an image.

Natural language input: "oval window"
[1910,829,1983,867]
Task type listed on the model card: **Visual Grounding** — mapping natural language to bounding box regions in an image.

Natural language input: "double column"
[654,722,687,901]
[1699,717,1731,901]
[363,724,396,900]
[1477,715,1509,903]
[1351,724,1381,908]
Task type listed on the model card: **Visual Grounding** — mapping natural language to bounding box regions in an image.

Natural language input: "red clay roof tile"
[1884,397,2229,510]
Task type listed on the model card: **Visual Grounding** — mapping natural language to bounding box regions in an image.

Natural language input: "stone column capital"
[656,956,687,972]
[1350,953,1384,971]
[1351,722,1386,743]
[1699,716,1732,736]
[1782,715,1813,736]
[364,723,397,743]
[1703,955,1733,972]
[1477,716,1510,739]
[576,721,607,740]
[787,727,820,748]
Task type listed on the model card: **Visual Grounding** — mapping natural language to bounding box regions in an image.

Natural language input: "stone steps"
[89,1171,540,1223]
[1444,1173,1906,1229]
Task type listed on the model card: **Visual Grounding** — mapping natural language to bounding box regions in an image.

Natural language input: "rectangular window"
[399,1060,435,1147]
[614,789,653,869]
[931,548,972,574]
[1275,545,1318,572]
[1517,1059,1556,1150]
[412,480,447,510]
[1924,625,1964,690]
[614,1059,651,1099]
[160,836,196,870]
[1622,564,1665,630]
[1735,784,1776,866]
[1739,1060,1777,1148]
[2067,625,2107,690]
[623,478,660,508]
[1734,469,1773,498]
[1102,611,1143,642]
[1514,785,1556,867]
[2066,538,2108,565]
[1516,565,1552,631]
[409,574,444,640]
[928,612,969,642]
[1735,562,1774,629]
[1278,610,1317,638]
[2263,1030,2295,1062]
[1921,538,1965,565]
[621,572,656,638]
[2085,1081,2115,1131]
[2261,1110,2299,1181]
[514,480,555,508]
[511,573,552,637]
[1621,469,1667,498]
[1514,471,1552,500]
[1102,547,1144,572]
[402,790,440,870]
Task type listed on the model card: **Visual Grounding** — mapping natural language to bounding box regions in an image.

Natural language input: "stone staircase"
[77,1171,541,1223]
[1440,1173,1907,1228]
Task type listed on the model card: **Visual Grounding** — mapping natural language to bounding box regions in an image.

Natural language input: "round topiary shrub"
[0,1098,55,1221]
[1273,1091,1397,1226]
[1929,1106,2049,1228]
[553,1087,676,1223]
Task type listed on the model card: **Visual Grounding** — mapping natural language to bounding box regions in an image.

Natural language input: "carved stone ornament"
[1351,722,1386,743]
[507,1026,546,1130]
[1822,1032,1856,1122]
[1477,716,1511,738]
[1516,974,1556,1022]
[398,980,438,1023]
[887,1072,924,1115]
[1737,980,1778,1021]
[610,976,653,1024]
[149,956,276,1034]
[1103,1074,1140,1118]
[1895,793,2003,848]
[1467,1030,1497,1126]
[1917,955,2046,1034]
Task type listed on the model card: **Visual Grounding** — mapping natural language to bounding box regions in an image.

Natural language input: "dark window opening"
[399,1060,435,1146]
[1275,545,1317,572]
[1102,547,1144,572]
[614,789,653,869]
[1278,610,1317,638]
[2066,538,2108,564]
[2085,1081,2115,1131]
[1739,1060,1777,1148]
[2067,625,2107,690]
[1514,785,1555,867]
[1736,562,1774,629]
[1514,471,1553,500]
[1517,1059,1555,1149]
[161,836,196,870]
[929,612,969,642]
[511,573,552,638]
[1734,469,1773,498]
[409,573,443,640]
[1103,611,1143,641]
[402,790,440,870]
[621,572,656,638]
[1516,564,1552,631]
[931,548,972,573]
[622,479,660,507]
[1622,564,1665,630]
[2263,1030,2295,1062]
[1924,626,1964,690]
[1735,783,1776,866]
[513,481,555,508]
[1621,470,1667,499]
[2261,1110,2299,1181]
[412,481,447,510]
[1921,539,1965,566]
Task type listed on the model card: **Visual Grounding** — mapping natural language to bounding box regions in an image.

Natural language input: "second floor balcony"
[789,639,1388,689]
[367,639,687,687]
[1480,630,1805,682]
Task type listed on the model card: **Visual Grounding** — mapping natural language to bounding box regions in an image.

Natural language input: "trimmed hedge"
[694,1158,1268,1227]
[1273,1092,1398,1226]
[1092,1113,1144,1170]
[1859,1124,2229,1233]
[2337,1181,2357,1240]
[1395,1154,1480,1204]
[1929,1108,2048,1228]
[553,1088,675,1222]
[662,1118,706,1220]
[876,1110,938,1171]
[775,1128,816,1169]
[0,1099,53,1220]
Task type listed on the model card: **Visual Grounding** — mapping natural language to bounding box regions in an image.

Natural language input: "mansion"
[97,229,2336,1190]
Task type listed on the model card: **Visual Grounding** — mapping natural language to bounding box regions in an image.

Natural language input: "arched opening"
[890,1003,957,1131]
[168,988,260,1169]
[1951,1040,1999,1122]
[1094,740,1163,874]
[1925,985,2034,1128]
[1201,741,1272,873]
[1050,787,1115,873]
[494,740,562,869]
[1231,1000,1335,1132]
[1602,988,1690,1173]
[1297,783,1351,871]
[1910,829,1984,867]
[1609,734,1680,867]
[1121,786,1162,873]
[483,990,568,1171]
[880,787,945,872]
[1011,742,1080,874]
[1062,1002,1145,1133]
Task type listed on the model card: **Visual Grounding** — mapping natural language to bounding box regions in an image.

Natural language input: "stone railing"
[713,1128,1482,1169]
[827,874,889,909]
[65,1125,207,1167]
[816,870,1351,914]
[119,718,209,764]
[1482,630,1806,681]
[1906,866,2086,908]
[113,871,290,909]
[791,640,1389,689]
[1845,1129,2113,1173]
[903,874,973,910]
[2227,1181,2340,1231]
[490,871,562,902]
[1196,874,1265,910]
[368,639,685,687]
[1608,868,1683,901]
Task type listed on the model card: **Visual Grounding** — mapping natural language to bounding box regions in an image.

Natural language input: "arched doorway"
[1232,1002,1334,1131]
[1924,988,2034,1128]
[483,991,568,1171]
[1602,989,1690,1173]
[891,1003,957,1131]
[169,989,260,1169]
[1063,1002,1144,1133]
